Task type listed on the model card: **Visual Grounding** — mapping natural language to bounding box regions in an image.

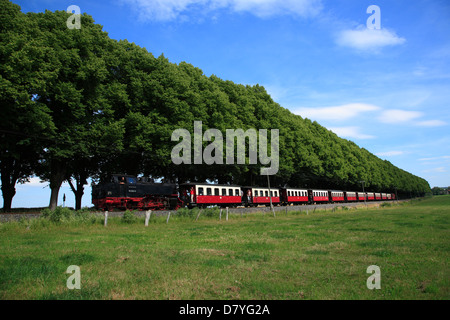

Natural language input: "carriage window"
[235,189,240,196]
[229,189,233,196]
[222,188,227,196]
[207,188,212,195]
[254,190,258,197]
[215,188,220,196]
[288,191,291,196]
[264,191,268,197]
[275,191,278,197]
[198,187,204,195]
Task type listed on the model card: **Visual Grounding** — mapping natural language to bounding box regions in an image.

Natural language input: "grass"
[0,196,448,300]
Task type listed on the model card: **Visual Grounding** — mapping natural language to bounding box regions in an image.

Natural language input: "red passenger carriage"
[310,189,329,203]
[280,188,309,205]
[345,191,358,202]
[179,183,242,208]
[242,187,281,207]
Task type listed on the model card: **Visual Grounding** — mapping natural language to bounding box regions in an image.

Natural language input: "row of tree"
[0,1,431,211]
[431,187,449,195]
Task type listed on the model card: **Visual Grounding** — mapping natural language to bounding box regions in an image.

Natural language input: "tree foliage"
[0,1,430,210]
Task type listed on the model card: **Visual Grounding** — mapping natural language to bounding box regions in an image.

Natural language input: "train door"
[240,187,250,206]
[180,185,196,206]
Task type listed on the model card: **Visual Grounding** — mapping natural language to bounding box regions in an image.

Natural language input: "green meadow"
[0,196,448,300]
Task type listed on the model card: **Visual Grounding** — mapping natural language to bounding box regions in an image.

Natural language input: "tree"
[0,0,55,211]
[28,10,124,210]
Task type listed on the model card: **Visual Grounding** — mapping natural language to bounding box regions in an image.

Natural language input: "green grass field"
[0,196,448,300]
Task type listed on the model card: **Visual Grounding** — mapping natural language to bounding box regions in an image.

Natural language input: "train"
[92,174,396,211]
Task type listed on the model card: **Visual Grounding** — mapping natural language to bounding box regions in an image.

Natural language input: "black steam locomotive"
[92,175,182,211]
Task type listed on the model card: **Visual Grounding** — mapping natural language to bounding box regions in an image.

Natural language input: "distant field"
[0,196,448,300]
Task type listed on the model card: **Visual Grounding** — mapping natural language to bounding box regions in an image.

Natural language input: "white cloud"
[230,0,323,18]
[336,26,405,51]
[378,109,423,124]
[24,177,45,187]
[376,151,405,157]
[423,167,447,173]
[295,103,380,121]
[328,126,375,140]
[418,155,450,161]
[120,0,322,21]
[15,177,48,190]
[416,120,447,127]
[377,109,447,127]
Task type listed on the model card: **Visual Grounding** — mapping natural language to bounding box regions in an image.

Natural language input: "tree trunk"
[48,159,67,211]
[0,161,18,212]
[67,175,86,211]
[1,183,16,212]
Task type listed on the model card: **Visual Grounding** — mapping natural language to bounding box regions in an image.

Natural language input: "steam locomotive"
[91,175,181,211]
[92,174,396,211]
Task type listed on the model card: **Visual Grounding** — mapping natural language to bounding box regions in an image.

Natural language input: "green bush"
[41,206,74,223]
[176,207,195,218]
[121,210,138,224]
[203,207,220,217]
[40,206,103,226]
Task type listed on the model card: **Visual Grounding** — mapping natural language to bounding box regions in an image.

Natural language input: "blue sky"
[4,0,450,209]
